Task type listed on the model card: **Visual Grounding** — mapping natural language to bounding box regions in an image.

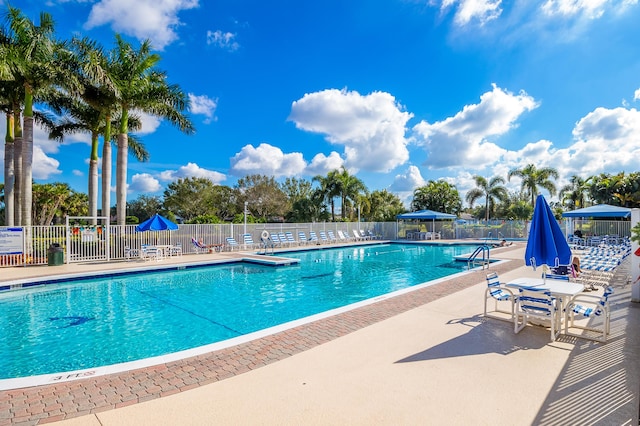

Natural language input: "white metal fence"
[1,219,630,267]
[1,221,399,267]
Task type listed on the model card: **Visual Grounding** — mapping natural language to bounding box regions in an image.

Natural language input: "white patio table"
[505,277,584,308]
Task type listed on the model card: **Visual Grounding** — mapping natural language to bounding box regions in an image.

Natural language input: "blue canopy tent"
[396,210,456,239]
[526,195,572,282]
[562,204,631,219]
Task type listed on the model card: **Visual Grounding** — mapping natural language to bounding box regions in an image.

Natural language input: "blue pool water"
[0,243,477,380]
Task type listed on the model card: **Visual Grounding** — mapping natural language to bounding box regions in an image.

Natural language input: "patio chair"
[192,237,222,253]
[284,232,297,246]
[564,286,614,342]
[170,242,183,257]
[278,232,290,247]
[298,231,309,245]
[124,246,139,261]
[142,245,164,262]
[327,230,338,243]
[226,237,240,251]
[484,272,517,322]
[309,231,320,244]
[337,230,351,242]
[319,231,330,244]
[243,233,259,249]
[514,287,560,341]
[269,233,283,248]
[352,229,364,241]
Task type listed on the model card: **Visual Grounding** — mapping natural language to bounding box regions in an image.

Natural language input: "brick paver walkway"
[0,251,524,425]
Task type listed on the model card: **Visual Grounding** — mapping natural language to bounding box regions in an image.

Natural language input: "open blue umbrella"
[525,195,572,281]
[136,214,178,232]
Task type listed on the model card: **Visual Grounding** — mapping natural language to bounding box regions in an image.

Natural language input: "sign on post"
[0,227,24,255]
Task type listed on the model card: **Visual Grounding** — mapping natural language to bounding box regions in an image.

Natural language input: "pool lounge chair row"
[222,229,381,251]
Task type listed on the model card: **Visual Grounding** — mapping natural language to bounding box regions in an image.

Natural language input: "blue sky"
[3,0,640,207]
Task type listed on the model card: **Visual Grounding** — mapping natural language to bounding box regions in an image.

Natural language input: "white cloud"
[634,88,640,101]
[133,111,162,135]
[289,88,413,173]
[540,0,634,19]
[85,0,199,50]
[188,93,218,123]
[390,165,426,192]
[229,143,306,177]
[436,0,503,26]
[306,152,344,175]
[206,30,240,51]
[128,173,162,193]
[72,169,84,177]
[413,84,538,169]
[157,162,226,183]
[33,146,62,179]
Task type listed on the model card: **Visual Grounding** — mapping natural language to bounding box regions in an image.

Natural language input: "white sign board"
[0,227,24,255]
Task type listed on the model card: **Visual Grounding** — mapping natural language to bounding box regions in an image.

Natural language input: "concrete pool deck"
[1,242,639,425]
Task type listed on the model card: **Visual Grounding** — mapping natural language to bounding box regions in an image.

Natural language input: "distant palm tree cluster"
[463,165,640,221]
[1,6,194,228]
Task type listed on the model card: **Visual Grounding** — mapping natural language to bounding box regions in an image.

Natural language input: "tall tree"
[336,167,367,220]
[412,180,462,214]
[559,175,588,210]
[109,34,194,225]
[5,6,68,227]
[313,170,340,221]
[367,189,404,222]
[507,163,559,207]
[465,175,508,221]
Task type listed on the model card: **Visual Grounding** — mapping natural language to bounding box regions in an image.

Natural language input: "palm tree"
[5,6,65,227]
[336,167,367,220]
[507,164,559,207]
[69,36,122,220]
[109,35,194,225]
[47,95,146,221]
[313,170,340,221]
[465,175,508,221]
[559,175,588,210]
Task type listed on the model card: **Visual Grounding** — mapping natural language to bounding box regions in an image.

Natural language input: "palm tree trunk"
[13,105,23,226]
[22,90,33,227]
[116,132,128,226]
[4,113,15,226]
[101,116,112,220]
[88,131,99,225]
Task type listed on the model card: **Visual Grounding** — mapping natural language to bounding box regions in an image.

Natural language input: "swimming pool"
[0,243,478,382]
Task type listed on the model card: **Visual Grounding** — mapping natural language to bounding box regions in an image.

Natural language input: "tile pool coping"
[0,247,523,425]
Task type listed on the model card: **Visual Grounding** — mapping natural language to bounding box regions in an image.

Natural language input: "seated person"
[572,256,581,277]
[574,230,583,239]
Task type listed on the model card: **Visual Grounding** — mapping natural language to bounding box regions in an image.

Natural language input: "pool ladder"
[467,244,491,270]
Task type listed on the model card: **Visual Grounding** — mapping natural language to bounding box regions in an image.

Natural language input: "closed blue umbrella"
[525,195,572,281]
[136,214,178,232]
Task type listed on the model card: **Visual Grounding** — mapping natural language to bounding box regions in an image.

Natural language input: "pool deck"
[1,242,639,425]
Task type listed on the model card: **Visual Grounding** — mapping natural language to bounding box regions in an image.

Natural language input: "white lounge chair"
[243,233,259,249]
[226,237,240,251]
[309,231,320,244]
[298,231,309,245]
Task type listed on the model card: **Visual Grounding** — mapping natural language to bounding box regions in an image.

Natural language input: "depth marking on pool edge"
[50,370,96,382]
